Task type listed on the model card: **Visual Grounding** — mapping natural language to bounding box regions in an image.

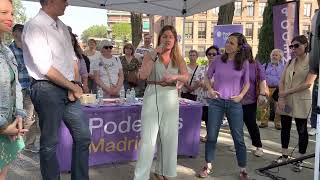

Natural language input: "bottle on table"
[97,87,104,104]
[130,88,136,103]
[119,86,125,102]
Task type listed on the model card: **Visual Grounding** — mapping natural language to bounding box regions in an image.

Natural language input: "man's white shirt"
[22,10,76,81]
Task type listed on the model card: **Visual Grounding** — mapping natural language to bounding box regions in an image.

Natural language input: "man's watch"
[71,81,83,89]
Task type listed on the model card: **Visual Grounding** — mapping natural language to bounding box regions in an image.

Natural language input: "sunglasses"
[207,53,216,56]
[289,44,300,49]
[103,46,113,49]
[125,47,133,50]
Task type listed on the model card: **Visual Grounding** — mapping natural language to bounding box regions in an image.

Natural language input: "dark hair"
[123,43,135,56]
[71,34,82,60]
[221,32,247,71]
[205,45,220,56]
[291,35,308,53]
[40,0,48,6]
[244,45,254,63]
[157,25,183,68]
[12,24,24,32]
[88,39,97,45]
[189,49,198,56]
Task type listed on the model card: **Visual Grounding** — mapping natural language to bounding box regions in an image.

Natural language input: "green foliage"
[3,0,27,45]
[184,57,209,66]
[111,23,131,41]
[81,25,108,43]
[256,0,286,64]
[13,0,27,24]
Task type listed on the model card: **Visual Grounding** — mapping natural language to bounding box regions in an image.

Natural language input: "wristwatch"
[71,81,83,89]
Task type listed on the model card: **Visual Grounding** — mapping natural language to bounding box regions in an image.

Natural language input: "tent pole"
[314,76,320,180]
[182,16,186,58]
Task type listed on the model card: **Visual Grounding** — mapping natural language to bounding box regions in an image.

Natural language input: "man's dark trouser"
[30,81,91,180]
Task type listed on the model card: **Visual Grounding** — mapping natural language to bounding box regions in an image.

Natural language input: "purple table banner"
[57,103,202,171]
[213,24,243,48]
[273,1,299,60]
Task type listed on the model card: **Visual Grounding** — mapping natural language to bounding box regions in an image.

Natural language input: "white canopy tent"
[25,0,235,54]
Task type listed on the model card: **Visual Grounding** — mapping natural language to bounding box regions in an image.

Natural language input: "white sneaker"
[308,128,317,136]
[253,148,264,157]
[221,119,229,127]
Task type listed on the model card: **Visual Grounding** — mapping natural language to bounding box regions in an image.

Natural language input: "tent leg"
[182,16,186,58]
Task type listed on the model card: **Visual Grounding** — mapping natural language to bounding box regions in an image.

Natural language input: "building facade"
[150,0,317,58]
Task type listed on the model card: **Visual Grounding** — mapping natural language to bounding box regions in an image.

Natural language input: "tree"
[13,0,27,24]
[217,2,235,25]
[81,25,108,43]
[111,23,131,41]
[3,0,27,44]
[256,0,286,64]
[131,13,142,48]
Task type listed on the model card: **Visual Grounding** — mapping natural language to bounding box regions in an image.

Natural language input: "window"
[184,22,193,39]
[304,3,312,17]
[211,22,216,38]
[234,1,242,16]
[245,23,253,39]
[247,1,254,17]
[212,7,219,16]
[259,2,266,17]
[302,25,310,37]
[198,46,206,57]
[198,22,207,39]
[258,23,262,36]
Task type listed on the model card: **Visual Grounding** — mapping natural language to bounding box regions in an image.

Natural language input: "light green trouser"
[134,85,179,180]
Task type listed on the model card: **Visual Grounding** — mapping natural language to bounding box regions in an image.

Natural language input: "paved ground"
[7,122,317,180]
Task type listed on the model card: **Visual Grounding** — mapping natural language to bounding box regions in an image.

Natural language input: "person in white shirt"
[181,50,201,101]
[21,0,91,179]
[84,39,101,93]
[93,40,124,98]
[135,33,153,63]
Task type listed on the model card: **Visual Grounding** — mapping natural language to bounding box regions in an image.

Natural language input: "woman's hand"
[279,91,289,98]
[162,73,177,84]
[208,89,220,99]
[277,98,286,112]
[257,95,268,106]
[2,117,28,139]
[230,94,244,103]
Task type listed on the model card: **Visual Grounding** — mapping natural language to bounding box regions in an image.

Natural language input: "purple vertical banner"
[213,24,243,48]
[273,1,299,60]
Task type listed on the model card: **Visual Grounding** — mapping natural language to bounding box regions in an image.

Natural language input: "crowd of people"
[0,0,319,179]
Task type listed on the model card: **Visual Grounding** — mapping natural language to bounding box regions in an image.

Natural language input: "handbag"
[181,65,198,101]
[127,70,138,86]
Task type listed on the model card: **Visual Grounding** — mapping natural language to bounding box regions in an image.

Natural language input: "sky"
[21,1,108,37]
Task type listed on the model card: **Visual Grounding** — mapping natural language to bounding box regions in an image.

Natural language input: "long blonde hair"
[157,25,183,68]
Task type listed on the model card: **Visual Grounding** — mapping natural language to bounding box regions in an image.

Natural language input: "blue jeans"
[205,99,247,168]
[30,81,91,180]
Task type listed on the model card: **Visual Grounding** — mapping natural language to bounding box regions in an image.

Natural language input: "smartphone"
[284,104,292,113]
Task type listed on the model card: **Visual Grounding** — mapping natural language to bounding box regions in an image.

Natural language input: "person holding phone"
[276,35,316,172]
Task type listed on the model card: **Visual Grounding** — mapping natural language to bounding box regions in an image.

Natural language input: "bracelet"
[259,94,266,96]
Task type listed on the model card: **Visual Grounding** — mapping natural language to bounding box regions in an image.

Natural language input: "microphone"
[151,43,165,62]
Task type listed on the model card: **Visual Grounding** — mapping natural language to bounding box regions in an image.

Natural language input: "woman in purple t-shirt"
[198,33,250,180]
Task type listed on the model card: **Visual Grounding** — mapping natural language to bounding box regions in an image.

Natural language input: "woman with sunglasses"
[92,41,124,98]
[197,45,219,142]
[120,43,141,95]
[275,35,316,172]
